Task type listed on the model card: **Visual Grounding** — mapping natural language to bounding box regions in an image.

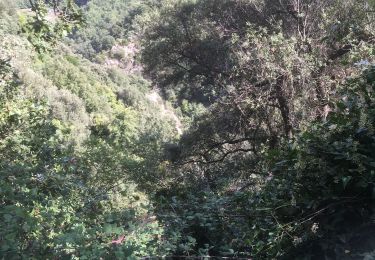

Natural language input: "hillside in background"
[0,0,375,259]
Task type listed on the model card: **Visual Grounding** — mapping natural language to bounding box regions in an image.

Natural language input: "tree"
[140,0,374,167]
[137,0,375,258]
[20,0,83,52]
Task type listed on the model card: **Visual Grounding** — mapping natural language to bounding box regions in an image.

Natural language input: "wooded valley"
[0,0,375,259]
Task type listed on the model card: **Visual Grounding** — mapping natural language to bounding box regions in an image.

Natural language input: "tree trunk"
[275,75,293,138]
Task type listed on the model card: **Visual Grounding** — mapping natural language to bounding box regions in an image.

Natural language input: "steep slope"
[0,2,177,258]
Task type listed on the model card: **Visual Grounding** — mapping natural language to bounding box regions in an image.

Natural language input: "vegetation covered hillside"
[0,0,375,259]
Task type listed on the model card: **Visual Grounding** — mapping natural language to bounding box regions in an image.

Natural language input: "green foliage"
[69,0,150,59]
[136,2,375,257]
[1,0,375,259]
[139,0,374,133]
[0,3,176,258]
[246,67,375,259]
[20,0,83,52]
[155,67,375,259]
[0,55,172,258]
[0,0,20,34]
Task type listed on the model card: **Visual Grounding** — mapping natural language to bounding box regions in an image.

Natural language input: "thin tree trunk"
[275,75,293,138]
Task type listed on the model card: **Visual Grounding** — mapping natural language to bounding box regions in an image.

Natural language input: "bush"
[154,67,375,259]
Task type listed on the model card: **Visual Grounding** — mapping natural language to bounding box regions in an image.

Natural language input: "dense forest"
[0,0,374,259]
